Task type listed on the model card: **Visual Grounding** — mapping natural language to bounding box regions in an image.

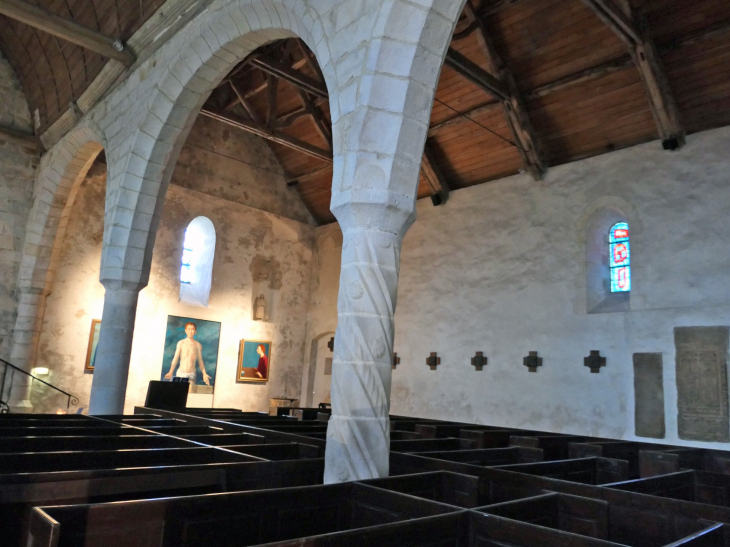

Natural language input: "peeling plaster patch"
[249,255,283,290]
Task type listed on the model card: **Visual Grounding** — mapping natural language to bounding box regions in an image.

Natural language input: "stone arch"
[7,122,104,410]
[101,1,336,288]
[329,0,467,235]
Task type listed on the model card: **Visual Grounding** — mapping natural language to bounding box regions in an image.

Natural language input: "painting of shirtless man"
[161,316,221,393]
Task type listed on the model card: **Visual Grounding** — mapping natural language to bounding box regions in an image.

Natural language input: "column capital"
[331,188,415,238]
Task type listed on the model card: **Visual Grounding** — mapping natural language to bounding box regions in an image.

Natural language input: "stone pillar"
[324,227,402,482]
[88,281,143,415]
[5,288,46,412]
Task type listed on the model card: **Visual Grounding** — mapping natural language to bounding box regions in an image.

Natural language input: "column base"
[324,415,390,483]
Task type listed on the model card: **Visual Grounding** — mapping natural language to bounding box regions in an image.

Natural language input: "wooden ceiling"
[0,0,166,133]
[201,0,730,225]
[1,0,729,225]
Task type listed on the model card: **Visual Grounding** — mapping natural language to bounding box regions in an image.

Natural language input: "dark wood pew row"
[476,491,727,547]
[179,432,267,445]
[460,429,563,449]
[2,458,325,547]
[606,470,730,506]
[391,438,475,453]
[391,431,421,440]
[509,435,600,460]
[0,433,196,452]
[0,418,116,428]
[359,471,481,507]
[0,426,146,437]
[224,442,322,460]
[414,423,511,439]
[415,447,544,466]
[0,446,262,473]
[640,448,730,478]
[27,482,461,547]
[569,441,681,478]
[492,458,629,485]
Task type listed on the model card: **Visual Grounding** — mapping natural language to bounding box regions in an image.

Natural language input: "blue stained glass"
[609,222,630,292]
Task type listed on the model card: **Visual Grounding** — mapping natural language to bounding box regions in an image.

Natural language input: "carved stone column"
[5,288,46,412]
[88,281,143,415]
[324,227,401,482]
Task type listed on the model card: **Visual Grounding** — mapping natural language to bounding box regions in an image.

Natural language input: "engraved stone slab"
[633,353,665,439]
[675,327,730,442]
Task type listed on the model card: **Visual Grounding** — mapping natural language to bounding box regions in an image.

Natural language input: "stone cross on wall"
[584,350,606,373]
[392,353,400,370]
[523,351,542,372]
[426,352,440,370]
[471,351,487,371]
[327,337,334,352]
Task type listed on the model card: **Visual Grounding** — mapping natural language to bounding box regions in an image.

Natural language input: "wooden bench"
[359,470,480,507]
[391,438,475,453]
[414,447,544,466]
[224,442,322,460]
[606,470,730,507]
[2,458,325,547]
[509,435,595,460]
[27,482,460,547]
[477,491,726,547]
[493,457,629,485]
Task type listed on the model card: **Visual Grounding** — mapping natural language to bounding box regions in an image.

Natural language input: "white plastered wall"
[305,125,730,450]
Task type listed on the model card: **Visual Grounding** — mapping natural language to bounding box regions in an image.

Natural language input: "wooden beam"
[296,88,332,150]
[0,124,38,150]
[0,0,135,66]
[429,56,635,135]
[462,0,545,180]
[250,56,328,100]
[421,139,450,205]
[444,48,510,101]
[200,108,333,163]
[286,163,333,184]
[228,81,262,124]
[266,74,278,128]
[580,0,685,148]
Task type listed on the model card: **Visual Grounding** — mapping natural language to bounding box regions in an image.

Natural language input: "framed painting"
[160,315,221,394]
[237,340,272,383]
[84,319,101,372]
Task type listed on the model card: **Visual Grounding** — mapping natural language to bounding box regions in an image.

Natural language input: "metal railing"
[0,358,79,413]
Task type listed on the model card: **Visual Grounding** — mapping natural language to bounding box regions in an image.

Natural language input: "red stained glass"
[613,243,628,265]
[615,267,629,289]
[613,228,628,240]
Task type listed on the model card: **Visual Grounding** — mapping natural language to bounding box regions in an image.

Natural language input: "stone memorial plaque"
[633,353,665,439]
[675,327,730,442]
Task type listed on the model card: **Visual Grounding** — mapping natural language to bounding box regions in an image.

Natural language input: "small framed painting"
[84,319,101,372]
[237,340,272,382]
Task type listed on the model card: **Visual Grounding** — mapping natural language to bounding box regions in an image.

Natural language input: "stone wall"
[303,125,730,450]
[33,119,315,413]
[0,54,37,359]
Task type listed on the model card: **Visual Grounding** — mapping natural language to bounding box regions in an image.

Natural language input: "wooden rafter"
[580,0,685,148]
[444,48,509,101]
[0,124,38,150]
[200,108,333,163]
[421,139,450,205]
[250,56,328,99]
[266,74,278,128]
[296,88,332,150]
[462,0,545,180]
[0,0,135,66]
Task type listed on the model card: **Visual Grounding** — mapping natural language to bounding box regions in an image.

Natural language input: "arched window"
[609,222,631,292]
[179,216,215,307]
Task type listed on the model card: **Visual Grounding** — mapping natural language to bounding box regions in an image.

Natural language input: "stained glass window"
[179,217,216,307]
[609,222,630,292]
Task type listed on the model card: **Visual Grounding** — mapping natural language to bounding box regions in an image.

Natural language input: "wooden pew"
[224,442,322,460]
[391,438,475,453]
[493,457,629,485]
[27,482,460,547]
[476,491,726,547]
[0,446,261,473]
[2,458,325,547]
[569,441,676,479]
[413,423,502,439]
[415,447,544,466]
[606,470,730,507]
[0,434,195,452]
[390,431,421,440]
[179,432,267,445]
[640,449,707,478]
[460,429,560,449]
[359,471,480,507]
[509,435,594,460]
[0,426,145,437]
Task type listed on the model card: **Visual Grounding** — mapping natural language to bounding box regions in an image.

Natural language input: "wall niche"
[249,255,282,322]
